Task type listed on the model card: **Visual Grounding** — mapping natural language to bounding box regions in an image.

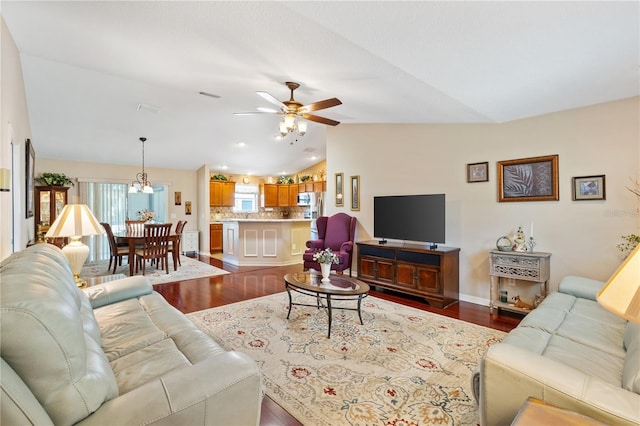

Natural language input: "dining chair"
[134,223,172,275]
[126,219,147,235]
[167,220,187,269]
[101,222,129,274]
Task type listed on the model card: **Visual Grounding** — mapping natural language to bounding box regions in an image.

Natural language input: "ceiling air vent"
[137,103,161,113]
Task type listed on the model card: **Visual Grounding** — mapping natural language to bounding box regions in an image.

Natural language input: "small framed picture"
[350,175,360,211]
[572,175,606,201]
[467,162,488,183]
[335,173,344,207]
[174,191,182,205]
[185,201,192,215]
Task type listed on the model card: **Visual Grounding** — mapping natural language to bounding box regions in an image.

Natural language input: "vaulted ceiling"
[2,1,638,176]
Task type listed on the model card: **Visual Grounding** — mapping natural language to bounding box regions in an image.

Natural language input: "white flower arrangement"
[313,248,339,265]
[137,209,156,221]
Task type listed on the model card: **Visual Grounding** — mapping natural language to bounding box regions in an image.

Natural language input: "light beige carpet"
[81,255,228,285]
[188,292,505,426]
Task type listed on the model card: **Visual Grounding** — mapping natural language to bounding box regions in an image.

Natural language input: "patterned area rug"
[81,255,228,285]
[188,292,505,426]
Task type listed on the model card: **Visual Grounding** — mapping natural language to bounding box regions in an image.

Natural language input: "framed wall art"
[25,138,35,218]
[467,161,489,183]
[350,175,360,211]
[497,154,559,202]
[174,191,182,205]
[185,201,192,215]
[572,175,605,201]
[335,173,344,207]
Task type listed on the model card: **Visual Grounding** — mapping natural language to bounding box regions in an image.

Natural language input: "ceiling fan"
[235,82,342,129]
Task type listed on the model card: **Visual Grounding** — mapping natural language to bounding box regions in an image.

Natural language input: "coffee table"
[284,272,370,338]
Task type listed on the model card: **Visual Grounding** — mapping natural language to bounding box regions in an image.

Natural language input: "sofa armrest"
[558,276,605,301]
[82,276,153,309]
[340,241,353,253]
[306,239,324,250]
[76,351,262,426]
[480,343,640,426]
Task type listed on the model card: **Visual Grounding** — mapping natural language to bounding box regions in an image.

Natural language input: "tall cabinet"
[34,185,69,245]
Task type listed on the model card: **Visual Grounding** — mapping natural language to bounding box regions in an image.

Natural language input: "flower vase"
[320,263,331,283]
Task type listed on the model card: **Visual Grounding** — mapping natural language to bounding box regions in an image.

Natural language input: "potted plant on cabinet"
[35,172,74,187]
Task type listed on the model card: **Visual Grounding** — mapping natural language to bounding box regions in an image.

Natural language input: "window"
[233,184,258,213]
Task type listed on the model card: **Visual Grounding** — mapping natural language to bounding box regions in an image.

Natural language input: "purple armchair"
[303,213,357,276]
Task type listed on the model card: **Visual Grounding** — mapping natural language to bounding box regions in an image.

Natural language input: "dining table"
[115,230,181,276]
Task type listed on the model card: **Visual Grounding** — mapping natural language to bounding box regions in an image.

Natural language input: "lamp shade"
[597,244,640,323]
[45,204,104,238]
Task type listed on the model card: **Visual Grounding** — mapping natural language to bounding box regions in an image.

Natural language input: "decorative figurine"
[512,227,528,252]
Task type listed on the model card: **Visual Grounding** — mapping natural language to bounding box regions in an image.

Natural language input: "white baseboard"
[459,293,489,307]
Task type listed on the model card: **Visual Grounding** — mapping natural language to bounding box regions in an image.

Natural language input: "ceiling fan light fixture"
[297,121,307,136]
[284,114,296,130]
[279,121,288,137]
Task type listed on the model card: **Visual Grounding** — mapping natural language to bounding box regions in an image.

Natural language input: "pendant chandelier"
[129,137,153,194]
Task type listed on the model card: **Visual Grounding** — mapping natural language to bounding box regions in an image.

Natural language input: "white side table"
[489,250,551,315]
[182,230,199,254]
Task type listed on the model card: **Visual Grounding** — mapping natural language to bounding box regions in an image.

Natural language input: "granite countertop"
[215,218,312,223]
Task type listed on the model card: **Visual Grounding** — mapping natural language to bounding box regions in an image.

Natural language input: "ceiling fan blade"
[301,113,340,126]
[233,111,278,116]
[257,91,286,110]
[257,107,280,113]
[301,98,342,113]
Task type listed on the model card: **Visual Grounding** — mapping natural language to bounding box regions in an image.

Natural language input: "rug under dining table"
[81,255,228,285]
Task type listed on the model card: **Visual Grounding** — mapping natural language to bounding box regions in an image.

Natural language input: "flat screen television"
[374,194,445,247]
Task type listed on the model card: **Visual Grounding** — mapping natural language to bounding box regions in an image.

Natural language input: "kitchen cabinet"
[262,183,304,207]
[262,183,278,207]
[297,181,326,193]
[288,184,298,206]
[210,223,222,252]
[35,185,69,245]
[277,185,289,206]
[209,181,235,207]
[357,240,460,308]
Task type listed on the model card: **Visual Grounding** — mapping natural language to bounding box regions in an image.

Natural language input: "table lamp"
[45,204,104,287]
[597,244,640,323]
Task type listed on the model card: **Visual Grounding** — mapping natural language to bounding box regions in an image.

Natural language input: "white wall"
[1,18,33,259]
[34,158,198,231]
[326,98,640,304]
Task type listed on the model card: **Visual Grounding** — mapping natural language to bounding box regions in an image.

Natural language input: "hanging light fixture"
[279,114,307,138]
[129,137,153,194]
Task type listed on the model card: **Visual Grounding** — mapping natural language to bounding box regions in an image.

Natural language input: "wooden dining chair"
[167,220,187,269]
[101,222,129,274]
[134,223,172,275]
[125,220,146,235]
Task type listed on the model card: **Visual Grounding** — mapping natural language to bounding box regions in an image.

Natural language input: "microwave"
[297,193,312,206]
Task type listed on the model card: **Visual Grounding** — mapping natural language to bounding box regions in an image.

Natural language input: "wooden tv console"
[356,240,460,308]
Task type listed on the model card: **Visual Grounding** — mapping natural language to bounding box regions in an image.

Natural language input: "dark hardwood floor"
[153,254,521,426]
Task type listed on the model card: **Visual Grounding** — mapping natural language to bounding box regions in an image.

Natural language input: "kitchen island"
[219,219,312,266]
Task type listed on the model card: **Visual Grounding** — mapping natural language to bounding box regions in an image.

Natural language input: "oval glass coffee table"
[284,272,370,338]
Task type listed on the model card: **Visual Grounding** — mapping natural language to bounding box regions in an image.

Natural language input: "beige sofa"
[1,244,262,425]
[476,275,640,425]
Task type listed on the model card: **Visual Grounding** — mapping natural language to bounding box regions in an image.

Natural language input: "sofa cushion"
[0,244,118,425]
[622,322,640,393]
[544,334,624,386]
[93,291,228,394]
